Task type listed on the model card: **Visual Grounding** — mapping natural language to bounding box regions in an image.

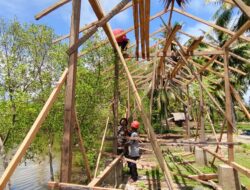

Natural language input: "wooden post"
[60,0,81,183]
[224,49,234,162]
[113,52,119,155]
[199,75,205,142]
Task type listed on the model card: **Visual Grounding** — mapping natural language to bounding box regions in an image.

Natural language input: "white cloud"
[180,22,212,44]
[185,1,215,15]
[99,0,130,25]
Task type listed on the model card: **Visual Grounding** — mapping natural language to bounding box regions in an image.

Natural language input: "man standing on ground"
[127,120,140,182]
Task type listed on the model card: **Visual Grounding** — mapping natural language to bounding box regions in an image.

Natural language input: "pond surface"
[0,158,59,190]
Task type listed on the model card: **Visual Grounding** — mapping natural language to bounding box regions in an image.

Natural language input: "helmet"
[113,29,128,43]
[131,121,140,129]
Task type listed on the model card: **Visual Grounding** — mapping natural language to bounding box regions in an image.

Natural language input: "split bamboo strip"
[139,0,146,59]
[132,0,140,59]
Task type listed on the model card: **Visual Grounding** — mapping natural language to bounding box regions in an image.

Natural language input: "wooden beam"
[187,19,250,85]
[67,0,130,55]
[0,69,68,190]
[230,85,250,120]
[61,0,81,182]
[78,8,170,57]
[53,2,132,43]
[201,146,250,178]
[88,155,122,187]
[232,0,250,18]
[188,173,218,181]
[173,8,250,42]
[203,55,246,76]
[35,0,71,20]
[171,36,203,78]
[48,181,122,190]
[230,52,250,65]
[177,49,235,129]
[157,24,182,80]
[223,20,250,48]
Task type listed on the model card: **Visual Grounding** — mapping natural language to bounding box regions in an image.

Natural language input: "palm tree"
[205,0,250,31]
[162,0,189,8]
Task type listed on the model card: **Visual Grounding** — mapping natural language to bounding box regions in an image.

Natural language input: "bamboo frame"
[2,1,250,189]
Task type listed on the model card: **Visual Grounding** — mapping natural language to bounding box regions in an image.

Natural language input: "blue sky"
[0,0,218,41]
[0,0,249,102]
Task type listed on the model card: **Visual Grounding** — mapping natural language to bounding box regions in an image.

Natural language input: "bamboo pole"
[0,69,68,190]
[74,108,92,181]
[94,117,109,178]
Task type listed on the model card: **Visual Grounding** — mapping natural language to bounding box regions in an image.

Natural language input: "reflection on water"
[0,158,59,190]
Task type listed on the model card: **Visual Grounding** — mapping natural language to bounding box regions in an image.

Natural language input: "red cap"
[113,29,128,43]
[131,121,140,129]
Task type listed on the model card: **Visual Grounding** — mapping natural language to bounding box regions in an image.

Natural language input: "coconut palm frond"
[215,8,233,28]
[234,14,249,32]
[162,0,188,9]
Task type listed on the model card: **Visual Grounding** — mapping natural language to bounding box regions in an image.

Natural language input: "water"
[0,158,59,190]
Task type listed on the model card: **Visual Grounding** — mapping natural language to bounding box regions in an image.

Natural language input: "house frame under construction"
[0,0,250,189]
